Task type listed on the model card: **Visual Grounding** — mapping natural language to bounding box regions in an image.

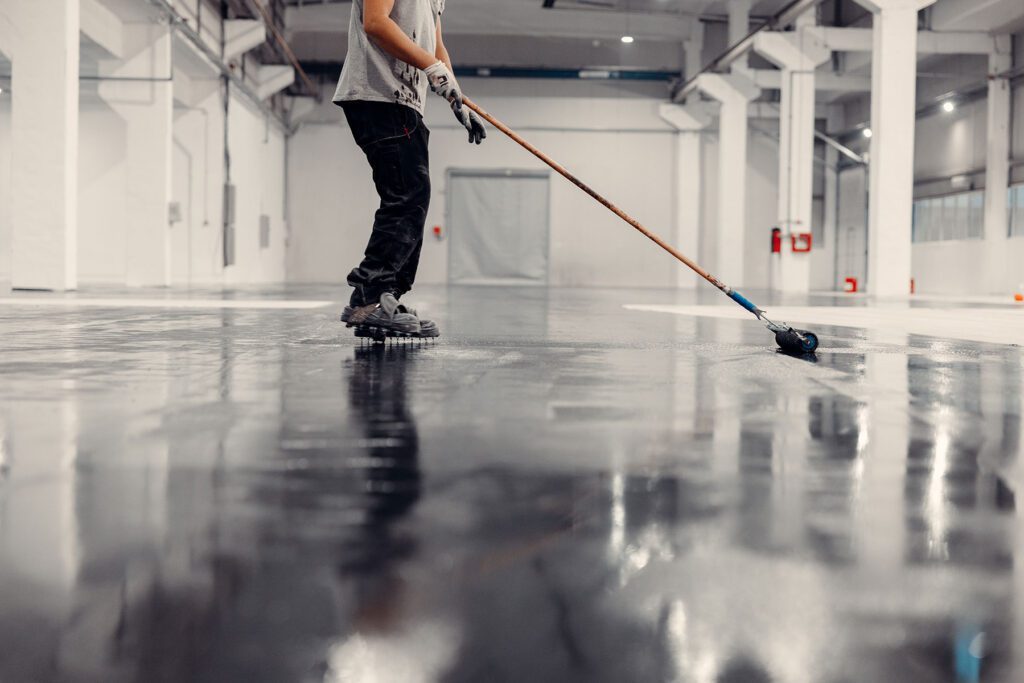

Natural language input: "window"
[1010,185,1024,238]
[912,189,985,243]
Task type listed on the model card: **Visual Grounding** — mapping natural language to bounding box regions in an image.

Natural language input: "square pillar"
[983,38,1012,295]
[698,73,760,286]
[8,0,80,291]
[818,105,845,290]
[99,24,175,287]
[728,0,753,73]
[660,103,712,288]
[853,0,936,297]
[683,23,704,106]
[754,22,830,293]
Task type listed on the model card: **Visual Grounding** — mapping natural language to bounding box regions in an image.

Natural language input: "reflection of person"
[341,343,422,572]
[335,0,486,338]
[324,344,457,683]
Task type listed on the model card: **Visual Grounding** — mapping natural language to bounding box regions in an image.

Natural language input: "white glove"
[452,105,487,145]
[424,61,486,144]
[424,61,463,106]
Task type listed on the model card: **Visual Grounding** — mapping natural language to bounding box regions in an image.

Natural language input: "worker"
[335,0,486,339]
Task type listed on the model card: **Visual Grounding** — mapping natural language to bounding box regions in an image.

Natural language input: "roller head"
[775,328,819,355]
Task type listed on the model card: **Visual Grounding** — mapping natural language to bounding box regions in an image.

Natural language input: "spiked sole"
[350,324,436,344]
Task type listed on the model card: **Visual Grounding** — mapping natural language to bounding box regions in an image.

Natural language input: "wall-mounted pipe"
[814,130,865,165]
[672,0,824,102]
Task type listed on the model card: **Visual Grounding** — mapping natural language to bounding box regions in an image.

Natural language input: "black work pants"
[341,100,431,307]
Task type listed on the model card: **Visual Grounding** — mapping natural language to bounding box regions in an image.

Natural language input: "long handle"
[461,96,733,297]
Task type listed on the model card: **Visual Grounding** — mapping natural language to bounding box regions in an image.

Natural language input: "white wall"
[73,82,287,286]
[699,124,779,291]
[1014,81,1024,181]
[909,81,1024,295]
[915,95,989,185]
[78,93,128,282]
[287,90,679,289]
[172,101,223,283]
[0,91,11,287]
[835,76,1023,296]
[224,91,288,285]
[287,81,788,291]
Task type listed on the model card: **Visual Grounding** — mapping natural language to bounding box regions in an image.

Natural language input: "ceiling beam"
[930,0,1024,32]
[284,4,694,42]
[82,0,125,59]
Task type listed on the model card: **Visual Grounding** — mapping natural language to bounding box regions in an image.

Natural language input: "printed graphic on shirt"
[394,30,423,109]
[334,0,446,115]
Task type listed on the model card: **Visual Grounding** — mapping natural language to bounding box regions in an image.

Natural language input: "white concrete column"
[697,73,760,286]
[728,0,753,73]
[660,103,712,288]
[5,0,80,290]
[99,23,175,287]
[983,37,1012,295]
[754,20,830,293]
[817,105,845,290]
[683,23,704,105]
[853,0,936,297]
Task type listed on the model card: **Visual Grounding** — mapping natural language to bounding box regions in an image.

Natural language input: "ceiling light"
[621,35,634,44]
[942,100,955,113]
[862,128,873,139]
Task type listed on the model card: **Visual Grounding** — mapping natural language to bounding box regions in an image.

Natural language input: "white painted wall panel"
[172,91,227,284]
[287,96,678,289]
[914,97,988,182]
[698,127,778,291]
[75,86,286,286]
[911,240,986,294]
[0,95,11,287]
[78,98,128,282]
[287,95,781,291]
[225,98,287,285]
[1013,84,1024,168]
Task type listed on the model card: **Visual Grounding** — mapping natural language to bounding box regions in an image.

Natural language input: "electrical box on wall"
[260,215,270,249]
[223,184,236,267]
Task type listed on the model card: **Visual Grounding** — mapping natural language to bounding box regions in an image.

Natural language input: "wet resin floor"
[1,285,1022,682]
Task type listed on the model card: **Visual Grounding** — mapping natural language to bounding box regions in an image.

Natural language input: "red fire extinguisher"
[771,227,782,254]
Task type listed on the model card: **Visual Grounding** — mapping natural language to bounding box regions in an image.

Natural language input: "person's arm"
[434,18,453,72]
[363,0,436,70]
[432,16,486,144]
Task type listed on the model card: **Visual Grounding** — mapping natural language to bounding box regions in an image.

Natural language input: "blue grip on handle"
[729,290,760,315]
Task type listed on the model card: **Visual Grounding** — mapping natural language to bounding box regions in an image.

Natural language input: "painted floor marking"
[0,298,334,310]
[625,304,1024,347]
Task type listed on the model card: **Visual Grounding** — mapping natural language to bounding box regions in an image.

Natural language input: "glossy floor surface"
[1,285,1022,682]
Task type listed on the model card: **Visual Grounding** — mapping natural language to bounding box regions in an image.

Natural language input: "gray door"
[447,169,550,285]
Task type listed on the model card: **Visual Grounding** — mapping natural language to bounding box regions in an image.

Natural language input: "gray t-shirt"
[333,0,446,115]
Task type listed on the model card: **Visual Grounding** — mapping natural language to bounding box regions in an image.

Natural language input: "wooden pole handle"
[461,96,728,293]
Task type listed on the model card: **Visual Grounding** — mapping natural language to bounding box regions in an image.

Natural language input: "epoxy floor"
[0,285,1022,682]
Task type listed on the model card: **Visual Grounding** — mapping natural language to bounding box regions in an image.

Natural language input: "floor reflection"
[0,286,1022,681]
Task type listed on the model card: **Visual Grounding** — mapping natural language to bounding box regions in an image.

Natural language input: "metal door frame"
[445,167,551,285]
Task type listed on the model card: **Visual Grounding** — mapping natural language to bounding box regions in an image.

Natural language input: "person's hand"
[452,103,487,145]
[424,61,462,105]
[425,61,485,144]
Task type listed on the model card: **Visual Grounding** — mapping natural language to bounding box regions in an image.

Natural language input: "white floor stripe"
[0,298,334,310]
[809,291,1024,306]
[625,304,1024,347]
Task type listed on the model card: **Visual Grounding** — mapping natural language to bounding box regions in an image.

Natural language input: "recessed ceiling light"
[621,35,634,44]
[862,128,873,139]
[942,100,955,113]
